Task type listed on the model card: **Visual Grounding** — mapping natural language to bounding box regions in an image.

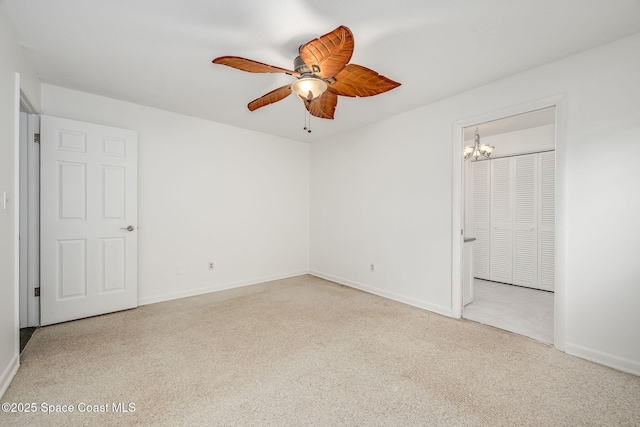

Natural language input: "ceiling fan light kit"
[290,77,327,100]
[212,25,400,132]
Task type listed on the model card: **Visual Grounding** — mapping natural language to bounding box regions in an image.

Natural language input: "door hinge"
[34,133,40,143]
[34,287,40,297]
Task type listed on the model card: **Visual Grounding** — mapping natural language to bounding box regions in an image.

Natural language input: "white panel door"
[539,151,555,290]
[513,154,538,287]
[40,115,137,325]
[471,160,490,280]
[490,157,513,283]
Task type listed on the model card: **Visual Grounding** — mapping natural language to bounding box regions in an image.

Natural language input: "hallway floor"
[463,279,554,344]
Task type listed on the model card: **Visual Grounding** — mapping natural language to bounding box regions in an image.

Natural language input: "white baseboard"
[137,270,310,306]
[565,342,640,376]
[0,354,19,399]
[310,270,453,318]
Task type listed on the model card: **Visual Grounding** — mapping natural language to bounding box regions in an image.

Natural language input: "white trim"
[310,270,453,318]
[552,98,567,352]
[451,93,567,351]
[565,343,640,376]
[0,354,19,399]
[451,124,464,318]
[12,73,21,382]
[137,270,310,306]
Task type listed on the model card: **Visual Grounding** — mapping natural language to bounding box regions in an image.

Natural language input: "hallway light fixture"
[464,127,494,161]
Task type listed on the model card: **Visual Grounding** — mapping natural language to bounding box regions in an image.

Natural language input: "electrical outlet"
[176,265,183,275]
[370,263,375,272]
[208,262,214,270]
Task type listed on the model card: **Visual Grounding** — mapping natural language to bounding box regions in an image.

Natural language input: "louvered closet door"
[539,152,555,290]
[490,158,513,283]
[513,154,538,287]
[471,161,490,280]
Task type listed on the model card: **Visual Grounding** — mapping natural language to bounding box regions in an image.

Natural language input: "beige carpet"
[1,275,639,426]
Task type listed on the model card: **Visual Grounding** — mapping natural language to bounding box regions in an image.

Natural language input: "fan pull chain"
[303,108,312,133]
[303,107,308,132]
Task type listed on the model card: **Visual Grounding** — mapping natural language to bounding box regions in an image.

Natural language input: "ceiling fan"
[212,26,400,126]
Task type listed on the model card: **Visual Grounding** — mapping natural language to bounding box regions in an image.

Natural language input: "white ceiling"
[463,107,556,140]
[3,0,640,142]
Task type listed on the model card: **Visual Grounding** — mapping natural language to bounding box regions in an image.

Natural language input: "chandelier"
[464,127,494,161]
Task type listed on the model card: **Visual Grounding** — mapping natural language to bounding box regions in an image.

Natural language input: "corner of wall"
[310,270,453,318]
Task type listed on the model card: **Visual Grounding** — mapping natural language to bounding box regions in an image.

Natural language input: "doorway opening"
[463,108,556,343]
[454,102,562,347]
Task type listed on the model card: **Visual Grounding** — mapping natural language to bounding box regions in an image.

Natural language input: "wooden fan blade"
[328,64,401,97]
[302,90,338,120]
[299,26,354,79]
[248,84,293,111]
[213,56,300,76]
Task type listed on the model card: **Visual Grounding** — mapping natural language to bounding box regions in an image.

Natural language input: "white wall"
[0,11,40,397]
[310,102,457,315]
[41,85,310,305]
[310,33,640,374]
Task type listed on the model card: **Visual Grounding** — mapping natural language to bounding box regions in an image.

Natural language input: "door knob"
[120,225,135,231]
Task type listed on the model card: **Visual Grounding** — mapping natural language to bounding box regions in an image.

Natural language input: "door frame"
[450,94,567,351]
[18,107,40,328]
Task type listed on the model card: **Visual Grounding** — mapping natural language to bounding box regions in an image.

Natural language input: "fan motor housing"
[294,56,311,75]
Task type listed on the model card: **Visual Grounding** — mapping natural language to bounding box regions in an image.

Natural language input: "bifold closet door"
[513,154,538,287]
[489,157,513,283]
[471,160,490,280]
[470,151,555,290]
